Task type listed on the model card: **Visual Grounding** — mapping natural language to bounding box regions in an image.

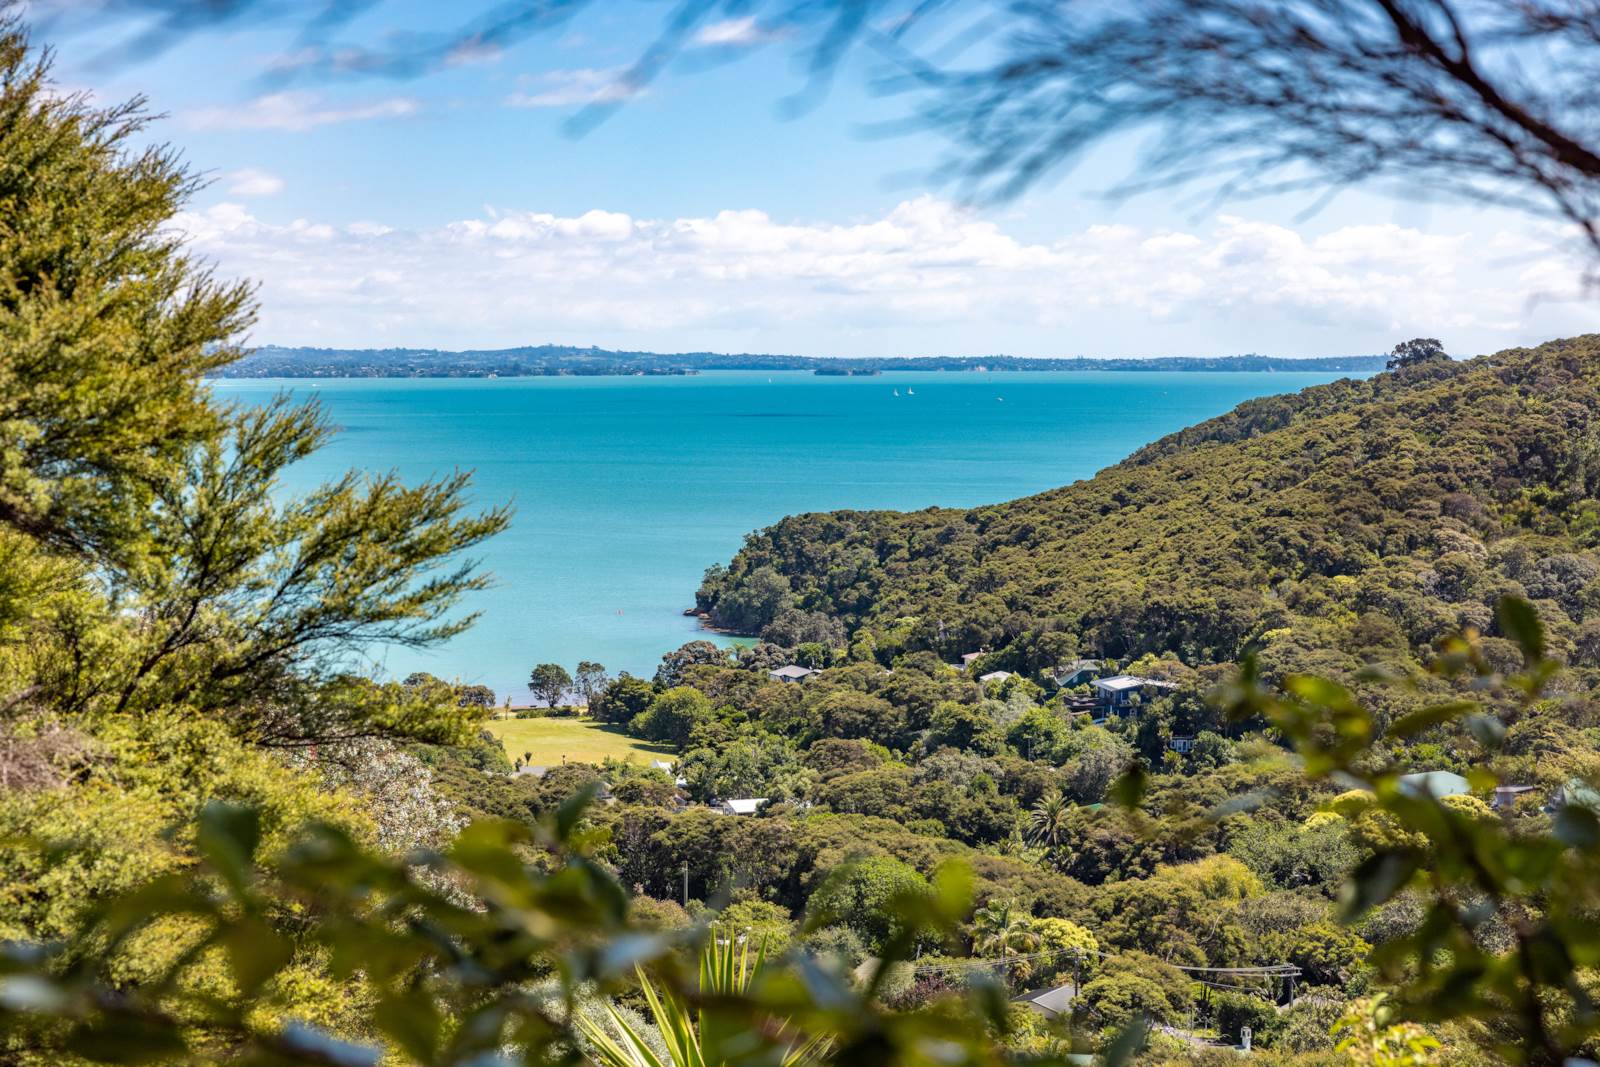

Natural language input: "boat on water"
[907,388,915,395]
[893,389,900,396]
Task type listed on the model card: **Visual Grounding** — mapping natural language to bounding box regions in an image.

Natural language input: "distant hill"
[696,335,1600,680]
[216,344,1388,378]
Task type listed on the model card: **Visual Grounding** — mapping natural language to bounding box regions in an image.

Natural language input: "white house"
[768,665,816,683]
[720,798,768,816]
[1091,675,1178,711]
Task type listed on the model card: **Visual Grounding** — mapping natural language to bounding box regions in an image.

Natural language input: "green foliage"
[0,21,510,1052]
[1215,595,1599,1062]
[1387,338,1449,371]
[527,662,573,708]
[578,938,826,1067]
[1077,963,1187,1033]
[806,855,932,954]
[592,672,657,725]
[1210,989,1280,1046]
[699,335,1600,685]
[0,795,1034,1066]
[631,686,713,748]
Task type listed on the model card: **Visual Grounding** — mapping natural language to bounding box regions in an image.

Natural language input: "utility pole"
[682,861,689,907]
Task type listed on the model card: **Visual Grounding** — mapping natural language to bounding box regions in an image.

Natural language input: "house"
[651,758,689,788]
[1492,784,1538,810]
[958,652,984,671]
[719,797,767,816]
[1051,659,1102,687]
[1091,675,1178,711]
[1169,736,1196,754]
[1397,770,1471,799]
[977,670,1013,685]
[768,665,816,683]
[1012,982,1077,1019]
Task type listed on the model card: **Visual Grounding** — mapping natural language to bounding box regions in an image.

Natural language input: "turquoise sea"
[213,370,1350,697]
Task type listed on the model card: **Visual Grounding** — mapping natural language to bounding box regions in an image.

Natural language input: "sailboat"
[893,388,900,397]
[907,388,915,395]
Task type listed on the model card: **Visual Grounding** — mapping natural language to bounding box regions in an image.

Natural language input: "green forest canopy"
[700,336,1600,683]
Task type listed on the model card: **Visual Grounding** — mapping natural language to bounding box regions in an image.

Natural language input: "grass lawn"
[485,716,675,767]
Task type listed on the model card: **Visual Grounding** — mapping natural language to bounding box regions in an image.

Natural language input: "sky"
[32,1,1600,359]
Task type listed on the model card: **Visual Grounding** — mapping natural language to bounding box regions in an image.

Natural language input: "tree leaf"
[1496,596,1545,661]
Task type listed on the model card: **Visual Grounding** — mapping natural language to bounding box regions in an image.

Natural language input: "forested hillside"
[699,337,1600,682]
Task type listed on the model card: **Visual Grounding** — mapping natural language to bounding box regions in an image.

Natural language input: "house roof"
[1397,770,1471,798]
[1092,674,1178,693]
[722,798,768,815]
[978,670,1013,683]
[960,652,984,665]
[1057,659,1100,674]
[1012,983,1078,1018]
[768,665,815,679]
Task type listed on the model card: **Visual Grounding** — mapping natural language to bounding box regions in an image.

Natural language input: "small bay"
[213,369,1352,696]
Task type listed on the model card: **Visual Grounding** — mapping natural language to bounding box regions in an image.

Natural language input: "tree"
[1387,338,1449,370]
[631,687,711,748]
[1033,918,1098,986]
[456,684,496,709]
[0,20,509,971]
[654,640,730,688]
[575,660,609,708]
[528,663,573,708]
[806,855,930,953]
[591,673,656,725]
[967,900,1040,983]
[1026,790,1072,851]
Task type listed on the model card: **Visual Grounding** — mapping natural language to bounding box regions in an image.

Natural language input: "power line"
[907,941,1298,980]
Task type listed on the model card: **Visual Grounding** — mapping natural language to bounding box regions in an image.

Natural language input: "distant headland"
[215,344,1389,379]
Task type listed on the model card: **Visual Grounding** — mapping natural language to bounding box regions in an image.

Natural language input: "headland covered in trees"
[218,343,1388,378]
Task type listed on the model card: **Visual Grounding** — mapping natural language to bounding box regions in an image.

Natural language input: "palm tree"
[579,937,826,1067]
[968,901,1041,985]
[1027,789,1071,851]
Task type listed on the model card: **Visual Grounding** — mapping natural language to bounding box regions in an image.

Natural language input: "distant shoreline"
[216,344,1387,379]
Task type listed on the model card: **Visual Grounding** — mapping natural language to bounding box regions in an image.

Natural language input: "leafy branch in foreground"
[0,784,1035,1066]
[1210,596,1600,1064]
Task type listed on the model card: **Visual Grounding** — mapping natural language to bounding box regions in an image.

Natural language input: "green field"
[485,716,674,767]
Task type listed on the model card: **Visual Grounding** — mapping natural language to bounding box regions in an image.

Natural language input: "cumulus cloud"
[169,196,1600,355]
[186,91,419,132]
[224,168,284,196]
[504,69,642,109]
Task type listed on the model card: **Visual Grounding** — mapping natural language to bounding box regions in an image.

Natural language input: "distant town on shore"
[217,343,1390,378]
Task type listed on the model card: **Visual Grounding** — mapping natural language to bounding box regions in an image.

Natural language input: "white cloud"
[504,68,642,109]
[169,196,1600,356]
[693,17,773,47]
[224,168,284,196]
[185,91,419,132]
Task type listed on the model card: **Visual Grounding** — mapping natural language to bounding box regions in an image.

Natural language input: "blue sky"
[37,2,1600,358]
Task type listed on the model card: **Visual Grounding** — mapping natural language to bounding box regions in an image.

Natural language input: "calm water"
[213,370,1348,696]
